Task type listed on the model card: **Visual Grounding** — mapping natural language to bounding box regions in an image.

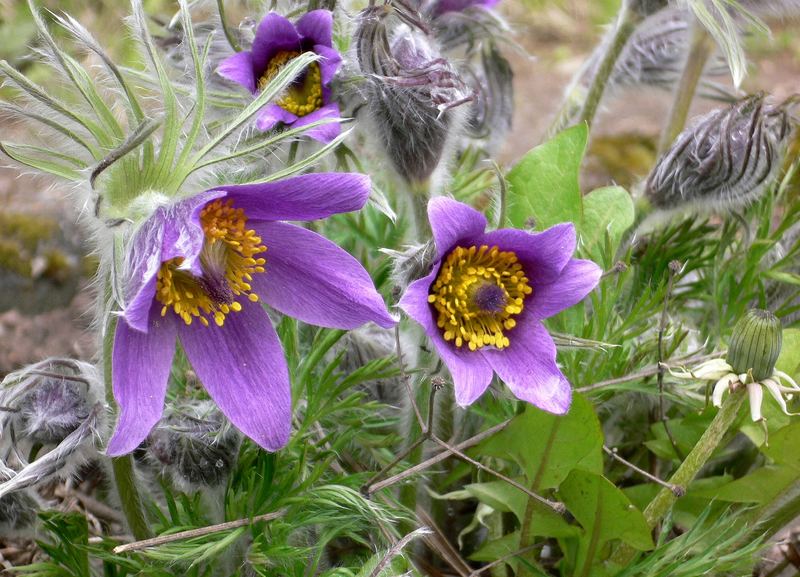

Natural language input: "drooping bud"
[465,42,514,152]
[739,0,800,20]
[0,469,38,536]
[646,94,795,210]
[17,373,91,445]
[356,1,473,184]
[728,309,782,381]
[384,239,437,292]
[145,402,241,490]
[610,8,727,90]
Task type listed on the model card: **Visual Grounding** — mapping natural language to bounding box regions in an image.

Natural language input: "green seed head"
[727,309,783,381]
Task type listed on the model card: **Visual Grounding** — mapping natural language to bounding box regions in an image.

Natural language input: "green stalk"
[409,180,432,242]
[103,314,153,541]
[609,388,745,567]
[577,1,642,130]
[656,19,715,155]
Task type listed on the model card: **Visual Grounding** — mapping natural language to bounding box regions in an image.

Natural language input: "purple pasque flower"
[217,10,342,143]
[399,198,601,414]
[107,173,396,456]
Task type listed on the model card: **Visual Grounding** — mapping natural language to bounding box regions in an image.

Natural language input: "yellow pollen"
[427,245,532,351]
[257,50,324,117]
[155,199,267,328]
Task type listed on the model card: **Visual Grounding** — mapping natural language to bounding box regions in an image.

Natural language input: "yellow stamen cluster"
[155,199,267,327]
[427,245,532,351]
[257,50,324,117]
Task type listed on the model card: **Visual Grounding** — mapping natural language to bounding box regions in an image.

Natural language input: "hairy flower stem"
[103,314,153,541]
[578,1,642,129]
[409,180,433,242]
[609,388,745,567]
[656,20,714,154]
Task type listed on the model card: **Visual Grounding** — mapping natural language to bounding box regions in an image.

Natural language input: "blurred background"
[0,0,797,373]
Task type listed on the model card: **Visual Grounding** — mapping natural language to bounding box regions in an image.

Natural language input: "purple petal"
[399,269,493,405]
[178,300,291,452]
[122,208,166,333]
[482,318,571,414]
[214,172,370,221]
[255,104,298,132]
[314,45,342,85]
[122,191,224,332]
[292,103,341,143]
[107,305,176,456]
[428,197,487,258]
[251,221,396,329]
[528,259,602,320]
[252,13,301,74]
[475,223,577,287]
[217,50,257,94]
[296,10,333,47]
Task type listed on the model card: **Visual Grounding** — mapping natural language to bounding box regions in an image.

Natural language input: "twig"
[54,485,125,525]
[575,350,723,393]
[658,261,684,461]
[113,509,287,554]
[367,527,432,577]
[361,378,441,493]
[365,419,511,495]
[417,507,472,577]
[603,446,684,497]
[431,435,565,514]
[468,544,542,577]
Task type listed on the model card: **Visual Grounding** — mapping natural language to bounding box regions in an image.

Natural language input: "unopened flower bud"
[385,240,437,292]
[356,2,473,184]
[146,402,241,489]
[18,374,90,445]
[728,309,782,381]
[646,94,794,210]
[0,481,38,536]
[465,42,513,152]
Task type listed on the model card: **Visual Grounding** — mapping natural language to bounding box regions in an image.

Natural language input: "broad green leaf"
[777,328,800,378]
[581,185,635,261]
[559,470,654,573]
[506,124,586,230]
[702,466,796,505]
[464,482,579,538]
[763,421,800,470]
[478,394,602,490]
[469,531,551,577]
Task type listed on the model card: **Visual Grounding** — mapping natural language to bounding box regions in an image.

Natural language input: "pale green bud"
[728,309,782,381]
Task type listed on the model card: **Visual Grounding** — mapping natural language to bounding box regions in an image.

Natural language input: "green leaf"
[506,124,586,230]
[464,481,579,538]
[702,466,796,505]
[559,470,654,574]
[763,421,800,470]
[581,185,635,261]
[777,328,800,378]
[478,394,602,490]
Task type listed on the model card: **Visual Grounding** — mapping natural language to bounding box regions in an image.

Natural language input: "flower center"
[155,199,267,327]
[427,245,532,351]
[257,50,324,118]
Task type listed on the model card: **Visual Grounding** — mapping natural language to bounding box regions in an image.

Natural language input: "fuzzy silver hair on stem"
[355,0,473,185]
[0,472,39,537]
[144,401,241,490]
[645,93,796,211]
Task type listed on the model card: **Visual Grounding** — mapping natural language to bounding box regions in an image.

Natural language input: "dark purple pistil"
[472,283,507,313]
